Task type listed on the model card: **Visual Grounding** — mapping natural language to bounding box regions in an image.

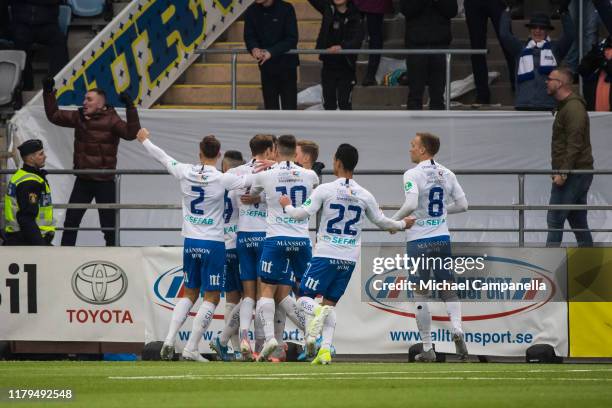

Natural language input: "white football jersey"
[232,160,268,232]
[224,168,241,249]
[142,140,249,242]
[402,159,465,241]
[299,178,406,262]
[251,161,319,238]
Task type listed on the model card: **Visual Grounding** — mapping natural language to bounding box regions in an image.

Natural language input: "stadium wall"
[8,108,612,246]
[1,246,610,357]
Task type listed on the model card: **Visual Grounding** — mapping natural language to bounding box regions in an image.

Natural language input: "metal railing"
[1,168,611,247]
[194,48,488,110]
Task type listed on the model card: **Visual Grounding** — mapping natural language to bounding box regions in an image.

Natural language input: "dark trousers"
[322,65,356,110]
[464,0,516,103]
[61,178,116,247]
[593,0,612,37]
[405,52,446,110]
[12,22,68,90]
[546,174,594,247]
[260,68,297,110]
[363,12,384,78]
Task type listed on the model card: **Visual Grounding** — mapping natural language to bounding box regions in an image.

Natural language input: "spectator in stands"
[42,77,140,247]
[244,0,299,110]
[3,139,55,246]
[309,0,364,110]
[296,139,325,176]
[353,0,392,86]
[400,0,457,110]
[10,0,68,90]
[578,36,612,111]
[545,67,594,247]
[500,8,575,110]
[464,0,518,105]
[564,0,599,73]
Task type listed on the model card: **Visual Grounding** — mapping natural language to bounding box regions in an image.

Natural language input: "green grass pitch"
[1,361,611,408]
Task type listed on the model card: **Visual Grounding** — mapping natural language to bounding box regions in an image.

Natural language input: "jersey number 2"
[191,186,205,215]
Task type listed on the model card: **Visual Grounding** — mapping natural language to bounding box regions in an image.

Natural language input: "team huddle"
[136,128,469,364]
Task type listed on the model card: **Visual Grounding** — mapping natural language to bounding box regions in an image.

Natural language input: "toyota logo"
[71,261,128,305]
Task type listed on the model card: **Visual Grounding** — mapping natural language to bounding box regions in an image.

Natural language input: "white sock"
[415,302,432,352]
[298,296,318,330]
[185,301,216,352]
[280,296,305,330]
[321,307,336,350]
[274,306,287,345]
[164,297,193,345]
[255,297,275,342]
[254,310,266,352]
[239,297,255,342]
[445,301,463,335]
[220,302,241,347]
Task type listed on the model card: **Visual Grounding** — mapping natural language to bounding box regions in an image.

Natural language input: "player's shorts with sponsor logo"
[406,235,452,282]
[299,257,356,302]
[183,238,225,291]
[258,236,312,286]
[236,231,266,281]
[224,248,241,293]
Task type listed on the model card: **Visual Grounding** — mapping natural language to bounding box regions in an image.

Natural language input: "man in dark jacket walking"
[42,78,140,246]
[10,0,68,90]
[244,0,299,110]
[309,0,364,110]
[545,67,594,247]
[400,0,458,110]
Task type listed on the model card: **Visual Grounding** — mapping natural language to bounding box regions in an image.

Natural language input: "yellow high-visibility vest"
[4,168,55,236]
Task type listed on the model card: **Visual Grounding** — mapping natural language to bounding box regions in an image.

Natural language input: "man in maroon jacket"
[42,77,140,246]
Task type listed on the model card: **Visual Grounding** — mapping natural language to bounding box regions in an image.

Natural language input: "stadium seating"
[67,0,105,17]
[58,5,73,37]
[0,50,26,109]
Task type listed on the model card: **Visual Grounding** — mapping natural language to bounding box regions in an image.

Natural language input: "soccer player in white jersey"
[280,143,414,364]
[392,132,469,362]
[136,129,252,362]
[248,134,320,361]
[211,135,276,361]
[209,150,245,361]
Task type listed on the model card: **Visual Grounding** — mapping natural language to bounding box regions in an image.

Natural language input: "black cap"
[526,13,555,30]
[17,139,44,158]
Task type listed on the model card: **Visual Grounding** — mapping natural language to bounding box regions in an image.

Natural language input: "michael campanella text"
[372,279,547,292]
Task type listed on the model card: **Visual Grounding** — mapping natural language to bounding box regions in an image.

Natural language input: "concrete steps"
[157,0,581,110]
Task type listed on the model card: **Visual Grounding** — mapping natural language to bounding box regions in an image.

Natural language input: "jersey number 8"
[428,187,444,217]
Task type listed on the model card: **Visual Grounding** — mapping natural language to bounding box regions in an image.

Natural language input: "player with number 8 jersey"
[391,132,469,363]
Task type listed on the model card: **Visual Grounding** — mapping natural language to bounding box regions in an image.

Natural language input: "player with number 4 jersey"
[392,132,469,363]
[280,144,414,364]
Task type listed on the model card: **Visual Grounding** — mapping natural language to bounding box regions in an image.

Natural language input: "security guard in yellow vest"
[4,139,55,245]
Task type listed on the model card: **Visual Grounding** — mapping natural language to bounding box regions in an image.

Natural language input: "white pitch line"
[108,375,612,382]
[107,368,612,380]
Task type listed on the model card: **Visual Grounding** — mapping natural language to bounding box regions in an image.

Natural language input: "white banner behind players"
[1,247,568,356]
[0,247,143,342]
